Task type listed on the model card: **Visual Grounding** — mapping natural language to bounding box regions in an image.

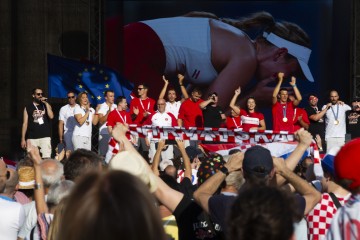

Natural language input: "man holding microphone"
[21,88,54,158]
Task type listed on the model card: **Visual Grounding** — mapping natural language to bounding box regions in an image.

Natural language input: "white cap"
[263,32,314,82]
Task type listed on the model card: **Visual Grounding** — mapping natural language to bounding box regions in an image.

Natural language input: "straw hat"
[109,151,157,193]
[17,166,35,189]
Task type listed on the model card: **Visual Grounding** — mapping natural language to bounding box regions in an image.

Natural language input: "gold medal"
[283,117,288,122]
[334,120,339,125]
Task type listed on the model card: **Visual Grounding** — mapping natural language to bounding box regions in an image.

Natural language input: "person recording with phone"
[21,88,54,158]
[199,92,226,128]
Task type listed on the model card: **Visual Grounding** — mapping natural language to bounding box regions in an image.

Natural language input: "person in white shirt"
[58,91,78,151]
[73,92,99,150]
[322,90,351,153]
[159,74,189,119]
[147,98,178,169]
[97,90,117,156]
[0,159,25,240]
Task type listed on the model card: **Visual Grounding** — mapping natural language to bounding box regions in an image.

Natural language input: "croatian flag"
[200,142,310,160]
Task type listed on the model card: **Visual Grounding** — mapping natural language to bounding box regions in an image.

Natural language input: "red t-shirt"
[226,116,242,129]
[107,109,132,127]
[293,108,310,131]
[178,99,204,128]
[241,111,265,132]
[226,109,246,129]
[129,97,156,125]
[272,101,295,132]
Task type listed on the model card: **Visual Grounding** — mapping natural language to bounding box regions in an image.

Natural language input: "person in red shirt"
[228,87,266,131]
[105,96,134,163]
[272,72,302,132]
[178,88,204,128]
[292,107,310,131]
[130,83,156,125]
[129,84,156,160]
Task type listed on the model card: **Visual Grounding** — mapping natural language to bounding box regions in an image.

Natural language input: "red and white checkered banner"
[127,124,295,144]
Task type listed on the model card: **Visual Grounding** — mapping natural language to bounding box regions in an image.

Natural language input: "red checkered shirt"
[306,192,349,240]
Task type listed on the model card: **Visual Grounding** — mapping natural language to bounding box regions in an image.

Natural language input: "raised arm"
[159,75,169,100]
[151,139,166,176]
[178,74,189,101]
[274,128,312,186]
[273,157,321,215]
[193,152,244,213]
[21,108,28,149]
[111,123,183,212]
[272,72,284,105]
[27,141,48,215]
[229,87,241,115]
[199,96,215,110]
[290,77,302,106]
[176,139,192,180]
[310,103,331,121]
[43,101,54,119]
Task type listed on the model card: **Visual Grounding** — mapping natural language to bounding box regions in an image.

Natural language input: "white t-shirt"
[98,102,117,134]
[322,103,351,139]
[165,101,181,119]
[0,198,25,240]
[58,104,78,133]
[326,193,360,239]
[73,105,95,137]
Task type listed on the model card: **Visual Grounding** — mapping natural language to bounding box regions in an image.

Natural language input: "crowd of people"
[2,10,360,240]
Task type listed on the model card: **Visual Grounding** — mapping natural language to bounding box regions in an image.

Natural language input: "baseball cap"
[321,146,341,176]
[334,139,360,190]
[109,151,157,193]
[243,145,273,178]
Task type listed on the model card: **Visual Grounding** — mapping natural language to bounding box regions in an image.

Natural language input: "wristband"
[219,166,229,176]
[35,183,42,190]
[179,84,184,86]
[291,84,297,88]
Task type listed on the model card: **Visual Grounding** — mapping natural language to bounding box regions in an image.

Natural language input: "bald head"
[330,90,339,104]
[157,98,166,113]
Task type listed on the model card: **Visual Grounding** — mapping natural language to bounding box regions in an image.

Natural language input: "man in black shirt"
[21,88,54,158]
[200,92,226,128]
[346,98,360,139]
[305,94,331,151]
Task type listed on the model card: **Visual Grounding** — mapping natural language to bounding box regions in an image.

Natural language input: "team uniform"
[272,101,296,132]
[178,99,204,128]
[105,109,133,163]
[241,111,264,132]
[322,104,351,152]
[146,111,178,170]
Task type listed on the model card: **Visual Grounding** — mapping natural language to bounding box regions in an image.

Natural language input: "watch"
[35,183,42,190]
[220,166,229,176]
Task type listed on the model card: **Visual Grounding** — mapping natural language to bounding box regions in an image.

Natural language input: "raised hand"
[234,86,241,96]
[162,75,169,85]
[290,76,296,86]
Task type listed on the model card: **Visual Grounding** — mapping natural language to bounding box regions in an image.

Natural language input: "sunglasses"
[36,93,43,96]
[137,88,144,90]
[68,96,75,99]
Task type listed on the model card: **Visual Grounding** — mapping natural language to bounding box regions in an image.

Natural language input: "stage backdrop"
[104,0,351,129]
